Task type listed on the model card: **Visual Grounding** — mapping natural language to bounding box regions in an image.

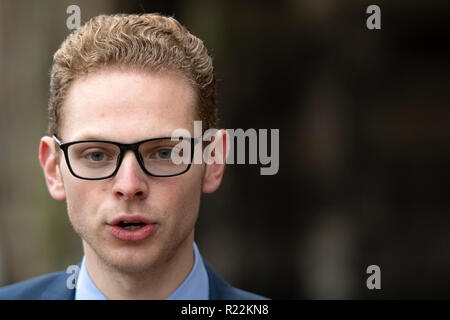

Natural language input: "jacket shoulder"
[0,271,75,300]
[204,262,269,300]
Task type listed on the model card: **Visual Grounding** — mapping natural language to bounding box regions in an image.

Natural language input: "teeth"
[123,224,144,231]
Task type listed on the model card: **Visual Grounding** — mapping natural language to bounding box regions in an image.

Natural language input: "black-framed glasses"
[53,135,198,180]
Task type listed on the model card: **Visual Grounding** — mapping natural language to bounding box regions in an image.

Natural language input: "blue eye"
[89,152,105,161]
[157,149,172,159]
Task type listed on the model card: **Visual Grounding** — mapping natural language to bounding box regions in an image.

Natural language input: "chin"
[84,237,161,275]
[105,249,160,275]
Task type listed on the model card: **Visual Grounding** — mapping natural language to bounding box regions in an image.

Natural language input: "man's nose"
[111,151,148,201]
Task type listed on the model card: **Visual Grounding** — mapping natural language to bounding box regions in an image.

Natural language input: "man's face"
[55,69,205,273]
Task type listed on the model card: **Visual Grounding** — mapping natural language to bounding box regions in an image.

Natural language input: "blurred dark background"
[0,0,449,299]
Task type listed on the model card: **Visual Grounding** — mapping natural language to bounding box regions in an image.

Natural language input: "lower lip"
[108,224,155,241]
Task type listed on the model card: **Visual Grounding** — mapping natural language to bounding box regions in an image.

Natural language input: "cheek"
[62,174,104,227]
[158,168,204,223]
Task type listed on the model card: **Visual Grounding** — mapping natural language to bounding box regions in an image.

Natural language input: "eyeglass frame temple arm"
[52,135,63,146]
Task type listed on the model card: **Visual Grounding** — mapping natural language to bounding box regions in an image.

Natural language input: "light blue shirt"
[75,242,209,300]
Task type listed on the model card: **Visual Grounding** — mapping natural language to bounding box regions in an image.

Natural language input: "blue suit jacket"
[0,262,267,300]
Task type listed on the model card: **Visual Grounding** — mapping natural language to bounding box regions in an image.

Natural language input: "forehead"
[60,68,197,142]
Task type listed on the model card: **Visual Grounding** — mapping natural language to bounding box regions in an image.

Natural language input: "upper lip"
[108,215,155,226]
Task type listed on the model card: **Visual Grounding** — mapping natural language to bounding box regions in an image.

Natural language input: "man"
[0,13,266,300]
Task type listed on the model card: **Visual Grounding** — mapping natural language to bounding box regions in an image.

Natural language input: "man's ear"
[39,136,66,200]
[202,129,229,194]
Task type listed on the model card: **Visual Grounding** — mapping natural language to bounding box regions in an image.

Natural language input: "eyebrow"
[70,133,179,142]
[70,135,113,141]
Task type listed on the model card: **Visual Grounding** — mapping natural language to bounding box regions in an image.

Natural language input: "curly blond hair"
[48,13,217,136]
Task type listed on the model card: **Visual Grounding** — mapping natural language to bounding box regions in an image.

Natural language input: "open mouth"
[117,221,147,231]
[109,217,155,241]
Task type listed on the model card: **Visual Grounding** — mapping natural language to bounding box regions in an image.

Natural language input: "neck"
[82,233,195,299]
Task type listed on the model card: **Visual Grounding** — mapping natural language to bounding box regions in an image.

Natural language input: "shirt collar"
[75,242,209,300]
